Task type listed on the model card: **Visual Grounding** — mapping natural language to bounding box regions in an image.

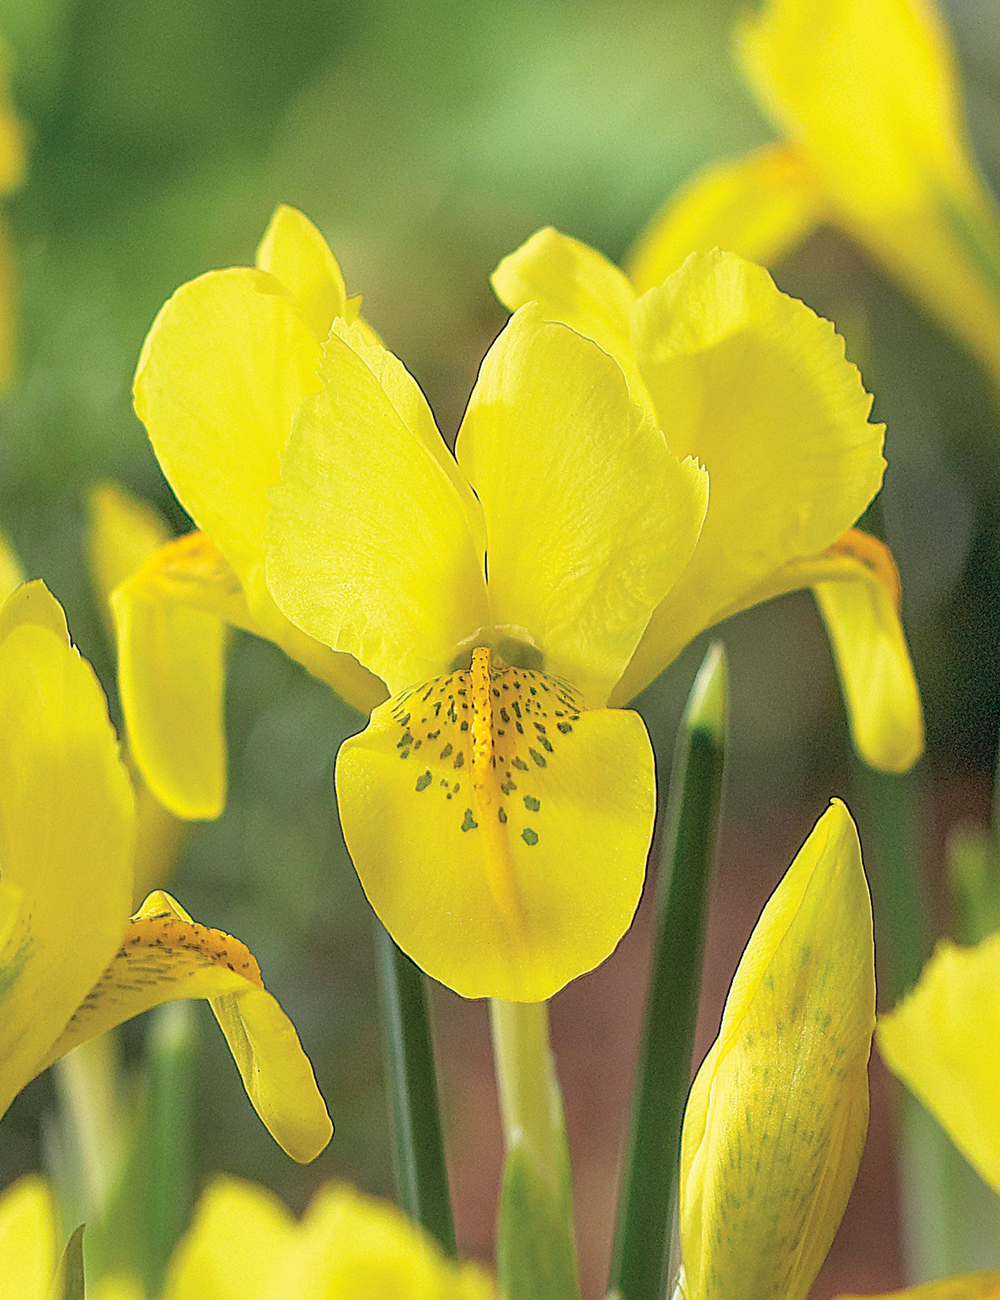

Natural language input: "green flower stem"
[144,1000,198,1299]
[374,919,456,1256]
[53,1032,125,1225]
[490,998,582,1300]
[851,763,930,1006]
[609,642,728,1300]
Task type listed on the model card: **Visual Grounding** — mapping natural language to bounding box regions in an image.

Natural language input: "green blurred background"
[1,0,1000,1295]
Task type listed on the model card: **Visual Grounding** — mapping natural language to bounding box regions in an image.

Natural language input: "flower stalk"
[609,642,728,1300]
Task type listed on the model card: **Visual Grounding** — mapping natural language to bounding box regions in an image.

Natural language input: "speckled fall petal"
[336,648,655,1001]
[45,890,332,1164]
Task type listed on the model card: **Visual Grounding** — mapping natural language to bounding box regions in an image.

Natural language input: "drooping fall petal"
[267,328,490,695]
[628,143,826,292]
[680,799,874,1300]
[878,930,1000,1197]
[704,529,923,773]
[0,585,135,1121]
[45,891,332,1164]
[336,649,655,1002]
[457,305,707,707]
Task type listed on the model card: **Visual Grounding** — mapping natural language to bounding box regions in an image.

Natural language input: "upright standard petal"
[267,331,490,694]
[133,267,323,599]
[491,228,650,407]
[878,931,1000,1197]
[0,526,24,602]
[736,0,1000,383]
[0,587,135,1120]
[613,250,884,703]
[255,205,349,342]
[680,800,874,1300]
[45,891,332,1164]
[457,306,707,706]
[628,144,826,293]
[336,648,655,1001]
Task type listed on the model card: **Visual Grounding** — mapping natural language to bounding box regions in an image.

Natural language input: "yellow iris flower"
[0,1174,496,1300]
[0,578,331,1163]
[678,799,875,1300]
[866,932,1000,1300]
[630,0,1000,394]
[123,205,917,1002]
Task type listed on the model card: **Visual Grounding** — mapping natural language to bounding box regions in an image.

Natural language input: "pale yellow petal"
[628,144,826,293]
[337,653,655,1001]
[457,305,708,706]
[46,891,332,1163]
[87,482,171,614]
[0,609,135,1120]
[255,205,349,342]
[680,800,874,1300]
[0,1176,57,1300]
[836,1274,1000,1300]
[273,1183,498,1300]
[163,1176,293,1300]
[613,251,883,704]
[0,578,70,645]
[736,0,1000,382]
[491,228,650,409]
[133,267,323,597]
[879,931,1000,1197]
[112,548,228,821]
[267,331,490,694]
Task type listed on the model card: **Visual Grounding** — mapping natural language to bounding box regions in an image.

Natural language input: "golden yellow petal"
[614,251,883,704]
[162,1176,293,1300]
[267,331,489,694]
[457,305,707,706]
[680,800,874,1300]
[133,267,323,599]
[628,143,826,292]
[87,483,172,615]
[47,891,332,1163]
[835,1273,1000,1300]
[0,1176,58,1300]
[688,529,923,772]
[491,227,650,410]
[255,205,349,342]
[275,1183,499,1299]
[337,651,654,1001]
[0,611,135,1120]
[879,930,1000,1197]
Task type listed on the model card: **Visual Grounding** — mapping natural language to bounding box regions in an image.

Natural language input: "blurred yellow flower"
[493,227,923,773]
[1,1175,496,1300]
[827,932,1000,1300]
[679,799,875,1300]
[631,0,1000,394]
[0,579,331,1162]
